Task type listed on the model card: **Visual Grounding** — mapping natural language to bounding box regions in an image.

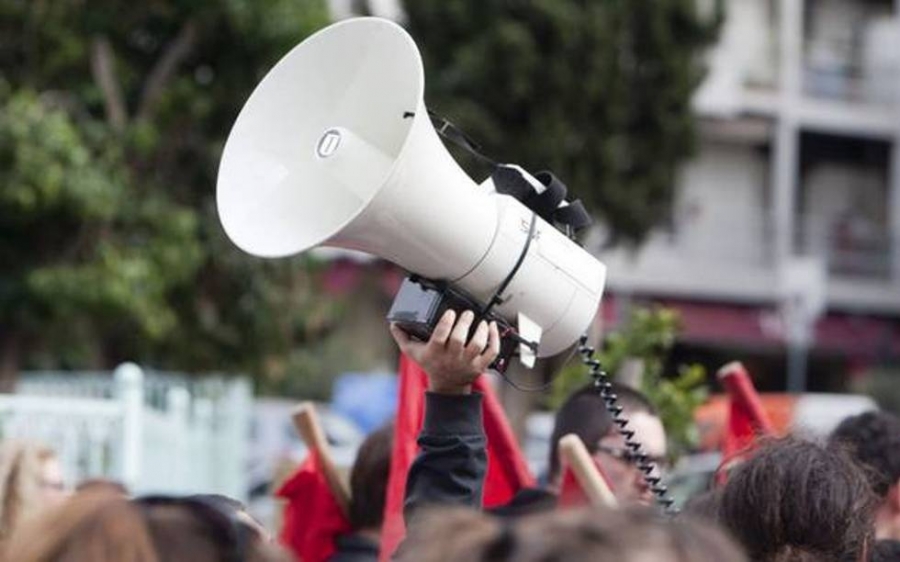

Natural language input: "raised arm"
[389,310,500,519]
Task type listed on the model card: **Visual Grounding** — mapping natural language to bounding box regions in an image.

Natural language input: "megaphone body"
[217,17,606,361]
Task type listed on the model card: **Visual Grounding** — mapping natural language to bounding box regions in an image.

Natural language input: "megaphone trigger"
[385,277,522,372]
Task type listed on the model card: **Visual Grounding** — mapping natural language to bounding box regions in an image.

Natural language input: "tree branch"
[136,20,197,122]
[90,36,128,132]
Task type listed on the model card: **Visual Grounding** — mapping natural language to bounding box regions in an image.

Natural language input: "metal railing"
[1,363,252,500]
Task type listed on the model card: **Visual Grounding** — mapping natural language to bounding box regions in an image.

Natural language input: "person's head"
[0,442,68,543]
[830,411,900,541]
[349,422,393,534]
[399,505,747,562]
[75,479,129,496]
[548,383,666,504]
[3,489,290,562]
[681,489,721,524]
[720,436,876,562]
[187,494,269,541]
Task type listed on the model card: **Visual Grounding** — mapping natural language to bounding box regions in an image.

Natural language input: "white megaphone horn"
[216,17,606,369]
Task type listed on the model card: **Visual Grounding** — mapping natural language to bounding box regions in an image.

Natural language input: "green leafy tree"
[402,0,723,245]
[552,306,708,458]
[0,1,344,389]
[0,86,202,387]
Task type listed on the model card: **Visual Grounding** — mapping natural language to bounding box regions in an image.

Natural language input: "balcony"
[697,0,899,140]
[593,211,899,313]
[803,0,898,108]
[593,215,777,304]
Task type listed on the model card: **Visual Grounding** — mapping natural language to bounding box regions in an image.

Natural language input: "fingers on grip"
[465,321,489,360]
[429,309,456,347]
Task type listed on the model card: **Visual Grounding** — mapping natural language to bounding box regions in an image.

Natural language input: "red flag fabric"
[557,456,616,509]
[479,377,538,507]
[276,451,352,562]
[718,362,775,482]
[378,354,536,561]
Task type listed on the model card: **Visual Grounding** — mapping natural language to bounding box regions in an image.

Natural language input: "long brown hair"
[3,489,290,562]
[2,489,157,562]
[400,506,747,562]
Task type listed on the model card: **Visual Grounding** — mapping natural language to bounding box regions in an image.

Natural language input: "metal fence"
[0,363,252,500]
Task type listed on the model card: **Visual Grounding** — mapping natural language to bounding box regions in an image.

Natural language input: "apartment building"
[596,0,900,390]
[326,0,899,390]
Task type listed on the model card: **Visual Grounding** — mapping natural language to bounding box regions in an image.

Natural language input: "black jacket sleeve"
[403,391,487,522]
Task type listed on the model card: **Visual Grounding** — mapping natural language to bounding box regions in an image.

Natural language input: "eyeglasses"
[594,444,670,472]
[134,495,253,562]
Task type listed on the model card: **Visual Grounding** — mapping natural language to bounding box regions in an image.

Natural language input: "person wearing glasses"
[547,382,668,505]
[391,308,668,519]
[390,309,500,518]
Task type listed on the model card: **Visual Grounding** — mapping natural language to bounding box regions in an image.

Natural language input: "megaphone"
[217,17,606,368]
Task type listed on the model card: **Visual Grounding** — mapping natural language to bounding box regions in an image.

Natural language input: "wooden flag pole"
[558,434,619,509]
[292,401,351,516]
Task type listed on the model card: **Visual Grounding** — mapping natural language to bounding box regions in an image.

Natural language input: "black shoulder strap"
[424,110,592,235]
[427,110,498,168]
[492,166,593,233]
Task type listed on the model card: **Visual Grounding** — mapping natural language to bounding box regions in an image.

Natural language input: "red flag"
[717,361,775,482]
[556,437,617,509]
[276,451,352,562]
[378,354,536,561]
[479,376,538,507]
[557,464,590,508]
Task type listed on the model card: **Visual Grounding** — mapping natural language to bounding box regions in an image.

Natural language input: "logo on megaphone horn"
[216,17,607,367]
[315,129,342,159]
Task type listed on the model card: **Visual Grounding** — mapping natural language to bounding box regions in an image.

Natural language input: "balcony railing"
[797,215,894,280]
[604,212,895,282]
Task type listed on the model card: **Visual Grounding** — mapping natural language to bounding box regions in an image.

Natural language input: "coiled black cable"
[577,334,678,514]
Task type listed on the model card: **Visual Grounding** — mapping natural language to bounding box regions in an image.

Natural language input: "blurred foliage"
[0,0,725,396]
[551,306,708,458]
[0,87,202,367]
[851,366,900,415]
[403,0,723,246]
[0,0,349,391]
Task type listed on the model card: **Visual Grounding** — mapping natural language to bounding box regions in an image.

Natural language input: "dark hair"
[548,383,657,479]
[719,437,876,562]
[187,494,245,514]
[349,422,393,531]
[872,539,900,562]
[681,490,721,524]
[399,506,747,562]
[396,507,502,562]
[184,494,267,540]
[829,411,900,497]
[3,489,289,562]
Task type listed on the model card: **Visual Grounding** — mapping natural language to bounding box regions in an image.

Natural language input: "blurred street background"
[0,0,898,526]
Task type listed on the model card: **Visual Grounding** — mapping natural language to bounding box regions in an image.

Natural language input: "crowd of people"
[0,308,898,561]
